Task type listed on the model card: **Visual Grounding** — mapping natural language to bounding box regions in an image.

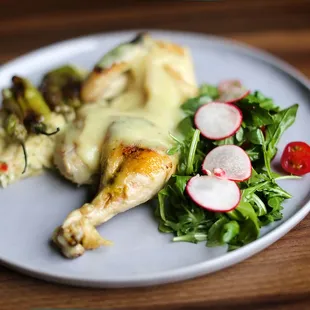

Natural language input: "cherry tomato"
[281,141,310,176]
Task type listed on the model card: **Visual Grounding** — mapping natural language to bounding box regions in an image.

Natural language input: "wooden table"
[1,0,310,309]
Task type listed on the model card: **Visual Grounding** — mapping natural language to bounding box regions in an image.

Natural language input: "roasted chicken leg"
[53,118,176,258]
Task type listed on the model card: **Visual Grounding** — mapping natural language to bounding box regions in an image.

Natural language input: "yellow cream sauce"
[62,41,197,176]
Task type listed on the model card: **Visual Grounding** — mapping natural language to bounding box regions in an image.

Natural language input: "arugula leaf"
[157,188,175,225]
[244,91,280,112]
[246,128,273,179]
[181,84,219,116]
[268,196,284,209]
[221,221,240,243]
[242,180,269,198]
[261,183,292,199]
[235,200,260,243]
[251,109,274,127]
[213,136,235,146]
[246,168,267,185]
[227,209,244,221]
[251,194,267,216]
[177,116,195,137]
[174,175,191,196]
[199,84,219,98]
[235,126,245,143]
[213,127,245,146]
[265,104,298,159]
[181,95,213,116]
[259,207,284,226]
[237,101,274,127]
[186,129,200,175]
[246,146,262,161]
[247,128,265,145]
[173,232,207,243]
[207,216,229,247]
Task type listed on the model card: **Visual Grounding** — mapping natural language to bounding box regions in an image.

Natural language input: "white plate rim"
[0,29,309,288]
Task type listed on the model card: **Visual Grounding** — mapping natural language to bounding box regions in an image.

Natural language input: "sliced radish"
[186,175,241,212]
[218,79,250,103]
[202,145,252,182]
[205,167,226,178]
[213,168,226,178]
[194,102,242,140]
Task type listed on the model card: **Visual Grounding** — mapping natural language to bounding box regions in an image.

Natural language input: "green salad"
[155,81,299,250]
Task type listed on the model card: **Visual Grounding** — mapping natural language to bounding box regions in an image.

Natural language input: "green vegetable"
[207,216,229,247]
[199,83,219,98]
[40,65,84,117]
[2,76,51,123]
[155,84,298,250]
[2,76,61,174]
[245,91,280,112]
[186,129,200,175]
[221,221,240,243]
[181,84,219,116]
[265,104,298,159]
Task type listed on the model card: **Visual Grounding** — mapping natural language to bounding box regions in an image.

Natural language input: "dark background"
[1,0,310,75]
[1,1,310,309]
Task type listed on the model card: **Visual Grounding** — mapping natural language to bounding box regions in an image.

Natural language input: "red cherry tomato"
[281,141,310,176]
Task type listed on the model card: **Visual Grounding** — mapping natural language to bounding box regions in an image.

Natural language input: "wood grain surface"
[1,0,310,309]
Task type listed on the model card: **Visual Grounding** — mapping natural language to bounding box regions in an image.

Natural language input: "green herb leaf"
[174,175,191,196]
[244,91,280,112]
[267,197,284,210]
[247,128,265,145]
[235,127,245,143]
[235,200,260,244]
[221,221,240,243]
[199,84,219,99]
[181,95,213,116]
[177,116,195,137]
[251,193,267,216]
[213,136,235,146]
[207,216,229,247]
[186,129,200,175]
[265,104,298,159]
[246,146,262,161]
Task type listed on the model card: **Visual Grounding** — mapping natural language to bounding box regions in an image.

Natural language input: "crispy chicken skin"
[52,34,196,258]
[53,123,176,258]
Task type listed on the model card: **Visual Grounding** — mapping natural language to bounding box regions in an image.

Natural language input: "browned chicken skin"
[53,120,176,258]
[52,34,196,258]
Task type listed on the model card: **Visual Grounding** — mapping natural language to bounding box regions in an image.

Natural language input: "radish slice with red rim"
[186,175,241,212]
[202,145,252,181]
[218,79,250,103]
[194,102,242,140]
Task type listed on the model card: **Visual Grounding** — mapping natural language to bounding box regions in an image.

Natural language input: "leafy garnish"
[181,84,219,116]
[155,85,298,250]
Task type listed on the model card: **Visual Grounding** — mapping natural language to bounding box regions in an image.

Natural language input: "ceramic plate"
[0,30,309,288]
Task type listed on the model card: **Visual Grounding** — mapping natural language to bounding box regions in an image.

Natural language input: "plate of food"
[0,30,309,288]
